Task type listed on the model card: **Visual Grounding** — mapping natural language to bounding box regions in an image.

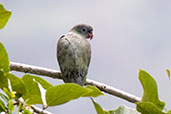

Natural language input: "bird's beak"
[88,33,93,40]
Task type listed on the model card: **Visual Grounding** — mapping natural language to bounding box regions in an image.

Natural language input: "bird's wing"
[57,33,91,85]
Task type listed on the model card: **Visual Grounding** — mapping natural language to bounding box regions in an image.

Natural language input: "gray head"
[70,24,93,40]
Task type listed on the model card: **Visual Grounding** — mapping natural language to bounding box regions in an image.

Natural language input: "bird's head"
[70,24,93,40]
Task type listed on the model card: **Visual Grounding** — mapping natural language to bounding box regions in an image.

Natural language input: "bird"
[57,24,93,86]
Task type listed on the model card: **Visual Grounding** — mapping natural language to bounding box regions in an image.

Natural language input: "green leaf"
[22,109,32,114]
[166,69,171,80]
[22,74,53,105]
[167,110,171,114]
[109,105,139,114]
[136,102,165,114]
[33,79,47,107]
[0,70,8,88]
[3,88,12,99]
[91,98,106,114]
[46,83,91,106]
[6,73,26,97]
[0,99,6,111]
[8,99,14,112]
[17,102,22,114]
[105,111,110,114]
[138,69,165,110]
[0,92,8,102]
[0,70,25,97]
[83,85,104,97]
[91,98,139,114]
[0,42,9,73]
[0,4,11,29]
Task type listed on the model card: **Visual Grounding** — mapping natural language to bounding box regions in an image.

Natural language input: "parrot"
[57,24,93,86]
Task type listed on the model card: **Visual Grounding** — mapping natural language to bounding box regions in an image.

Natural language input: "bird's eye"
[82,28,86,32]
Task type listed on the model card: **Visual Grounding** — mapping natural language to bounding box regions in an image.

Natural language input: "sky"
[1,0,171,113]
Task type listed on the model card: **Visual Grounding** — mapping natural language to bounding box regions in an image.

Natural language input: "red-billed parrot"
[57,24,93,86]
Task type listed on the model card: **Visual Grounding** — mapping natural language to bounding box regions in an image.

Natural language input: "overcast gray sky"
[1,0,171,113]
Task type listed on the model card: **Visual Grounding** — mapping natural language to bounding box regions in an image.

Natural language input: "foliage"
[91,98,139,114]
[136,70,166,114]
[0,41,9,73]
[0,4,11,29]
[166,69,171,80]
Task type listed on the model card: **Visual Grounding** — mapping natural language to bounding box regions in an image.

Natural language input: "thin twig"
[13,98,52,114]
[31,105,52,114]
[10,61,141,103]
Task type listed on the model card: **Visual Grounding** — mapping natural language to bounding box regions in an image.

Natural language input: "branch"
[10,62,62,79]
[10,61,141,103]
[86,79,140,103]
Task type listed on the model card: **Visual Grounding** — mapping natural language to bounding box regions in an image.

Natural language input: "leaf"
[7,78,12,92]
[3,87,12,99]
[8,99,14,112]
[0,4,11,29]
[22,109,32,114]
[22,74,53,105]
[0,92,8,102]
[91,98,106,114]
[0,99,6,111]
[0,42,9,73]
[17,102,22,114]
[105,111,110,114]
[136,102,165,114]
[83,85,104,97]
[167,110,171,114]
[91,98,139,114]
[0,70,8,88]
[0,71,26,97]
[166,69,171,80]
[110,105,139,114]
[46,83,91,106]
[6,73,26,97]
[33,79,47,107]
[138,69,165,110]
